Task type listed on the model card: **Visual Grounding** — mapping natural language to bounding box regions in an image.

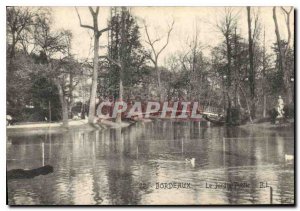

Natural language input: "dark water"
[7,121,294,205]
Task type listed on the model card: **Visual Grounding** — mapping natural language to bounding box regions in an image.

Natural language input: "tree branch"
[281,6,293,54]
[88,7,95,15]
[144,23,158,59]
[75,7,94,30]
[98,27,110,36]
[95,7,99,15]
[157,20,175,57]
[281,6,293,15]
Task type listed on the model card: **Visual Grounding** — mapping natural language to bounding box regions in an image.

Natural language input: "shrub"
[283,105,294,119]
[226,107,240,126]
[268,108,278,124]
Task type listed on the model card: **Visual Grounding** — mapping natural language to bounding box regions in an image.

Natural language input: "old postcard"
[6,6,295,205]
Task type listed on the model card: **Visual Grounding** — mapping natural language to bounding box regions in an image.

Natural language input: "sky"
[51,6,294,65]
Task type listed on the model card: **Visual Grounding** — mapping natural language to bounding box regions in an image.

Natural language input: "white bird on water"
[185,158,195,167]
[285,154,294,162]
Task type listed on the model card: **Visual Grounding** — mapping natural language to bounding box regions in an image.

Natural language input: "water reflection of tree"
[222,127,257,204]
[7,122,294,205]
[89,131,103,204]
[105,128,142,205]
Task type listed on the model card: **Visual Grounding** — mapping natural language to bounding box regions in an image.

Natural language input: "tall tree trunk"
[273,7,292,104]
[69,72,74,118]
[225,32,232,121]
[238,83,253,123]
[56,81,69,127]
[262,29,267,118]
[225,34,231,87]
[76,7,109,123]
[247,6,256,119]
[233,27,238,108]
[263,95,267,118]
[282,7,293,104]
[10,34,16,61]
[155,62,163,102]
[88,33,99,123]
[116,7,126,124]
[88,9,101,124]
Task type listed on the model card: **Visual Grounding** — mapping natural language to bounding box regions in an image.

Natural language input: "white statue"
[277,96,285,118]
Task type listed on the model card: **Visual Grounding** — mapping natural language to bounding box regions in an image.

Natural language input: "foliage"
[6,7,81,123]
[30,76,61,121]
[268,108,278,124]
[226,107,240,126]
[283,105,294,119]
[6,6,295,124]
[100,7,149,99]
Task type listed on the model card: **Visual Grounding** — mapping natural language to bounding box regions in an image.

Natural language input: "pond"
[7,120,294,205]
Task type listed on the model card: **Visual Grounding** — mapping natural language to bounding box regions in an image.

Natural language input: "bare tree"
[144,20,174,102]
[273,6,293,104]
[34,19,80,127]
[262,28,267,118]
[119,7,126,106]
[216,8,237,121]
[6,7,38,61]
[178,26,209,102]
[281,7,293,55]
[247,6,255,118]
[34,15,80,128]
[75,7,109,124]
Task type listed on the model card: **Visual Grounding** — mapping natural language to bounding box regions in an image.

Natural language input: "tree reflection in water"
[7,121,294,205]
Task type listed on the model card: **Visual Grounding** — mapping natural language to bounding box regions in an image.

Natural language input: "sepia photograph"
[6,5,295,205]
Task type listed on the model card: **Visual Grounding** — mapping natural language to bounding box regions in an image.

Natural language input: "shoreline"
[6,119,97,136]
[6,118,138,136]
[238,119,294,130]
[7,118,294,136]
